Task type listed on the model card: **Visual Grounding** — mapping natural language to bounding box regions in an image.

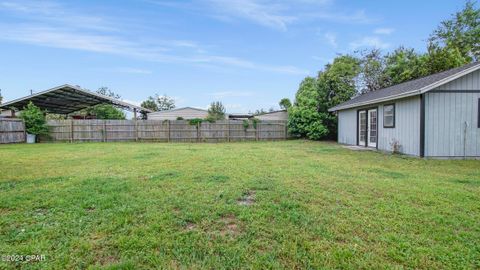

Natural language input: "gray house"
[329,62,480,158]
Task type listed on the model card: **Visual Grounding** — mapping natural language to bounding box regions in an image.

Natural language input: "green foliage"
[188,118,203,126]
[141,96,159,112]
[423,43,469,74]
[156,94,175,111]
[279,98,292,110]
[204,116,216,123]
[252,118,260,129]
[176,117,184,120]
[358,49,390,93]
[384,47,427,85]
[429,0,480,61]
[288,77,328,140]
[20,102,49,136]
[87,104,126,120]
[242,120,249,130]
[207,101,226,120]
[80,87,126,120]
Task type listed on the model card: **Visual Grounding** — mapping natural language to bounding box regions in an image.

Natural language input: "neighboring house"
[255,110,288,121]
[329,62,480,158]
[147,107,209,120]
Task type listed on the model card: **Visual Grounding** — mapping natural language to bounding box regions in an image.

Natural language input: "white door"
[358,111,367,146]
[367,109,377,147]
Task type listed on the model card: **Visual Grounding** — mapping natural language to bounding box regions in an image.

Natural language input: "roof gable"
[329,62,480,111]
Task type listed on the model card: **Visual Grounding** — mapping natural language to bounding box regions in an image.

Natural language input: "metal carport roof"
[0,84,152,114]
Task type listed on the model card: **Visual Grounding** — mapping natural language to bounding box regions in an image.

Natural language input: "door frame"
[356,106,379,148]
[367,109,378,147]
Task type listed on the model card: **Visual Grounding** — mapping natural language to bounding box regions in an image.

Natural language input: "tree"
[97,86,120,99]
[80,87,126,119]
[288,77,328,140]
[423,43,468,74]
[317,55,361,139]
[20,102,49,136]
[358,49,390,93]
[207,101,226,120]
[156,94,175,111]
[279,98,292,110]
[384,47,427,85]
[140,96,159,112]
[429,0,480,61]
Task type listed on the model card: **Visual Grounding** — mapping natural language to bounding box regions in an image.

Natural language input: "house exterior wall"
[377,97,421,156]
[424,69,480,157]
[337,96,420,156]
[337,109,357,145]
[147,108,209,120]
[255,111,288,121]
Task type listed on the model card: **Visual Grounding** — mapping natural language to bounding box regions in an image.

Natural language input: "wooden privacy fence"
[0,118,26,144]
[46,119,288,142]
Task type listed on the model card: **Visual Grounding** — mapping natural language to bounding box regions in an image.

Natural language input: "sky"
[0,0,466,113]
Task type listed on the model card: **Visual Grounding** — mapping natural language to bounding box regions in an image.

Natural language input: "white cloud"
[305,9,375,24]
[0,1,308,75]
[349,36,390,50]
[206,0,295,31]
[374,28,394,35]
[324,32,337,48]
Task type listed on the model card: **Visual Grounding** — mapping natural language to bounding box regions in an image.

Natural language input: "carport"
[0,84,151,117]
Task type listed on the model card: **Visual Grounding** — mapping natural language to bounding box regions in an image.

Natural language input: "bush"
[188,118,203,126]
[176,117,184,120]
[242,120,249,130]
[20,102,49,136]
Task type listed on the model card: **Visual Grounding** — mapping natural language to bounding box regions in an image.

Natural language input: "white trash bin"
[26,133,36,144]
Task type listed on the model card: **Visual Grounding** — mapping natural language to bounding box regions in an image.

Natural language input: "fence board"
[45,119,289,143]
[0,119,26,144]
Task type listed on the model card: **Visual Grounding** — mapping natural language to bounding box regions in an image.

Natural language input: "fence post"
[255,120,258,141]
[167,120,170,142]
[134,119,139,142]
[227,120,230,142]
[70,119,74,143]
[103,120,107,142]
[284,122,287,140]
[197,122,200,142]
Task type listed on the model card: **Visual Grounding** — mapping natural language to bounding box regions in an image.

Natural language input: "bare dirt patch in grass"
[184,222,197,231]
[219,214,241,236]
[237,190,256,206]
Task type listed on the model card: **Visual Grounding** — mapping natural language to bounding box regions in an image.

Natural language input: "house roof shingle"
[329,62,480,111]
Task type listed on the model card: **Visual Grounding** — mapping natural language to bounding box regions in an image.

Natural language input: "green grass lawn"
[0,141,479,269]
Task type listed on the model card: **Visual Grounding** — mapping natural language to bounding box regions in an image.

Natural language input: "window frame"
[383,103,395,128]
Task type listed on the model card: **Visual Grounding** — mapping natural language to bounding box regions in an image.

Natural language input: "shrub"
[176,117,184,120]
[20,102,49,136]
[252,118,260,129]
[242,120,249,131]
[188,118,203,126]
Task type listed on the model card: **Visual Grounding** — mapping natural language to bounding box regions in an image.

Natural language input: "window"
[383,104,395,128]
